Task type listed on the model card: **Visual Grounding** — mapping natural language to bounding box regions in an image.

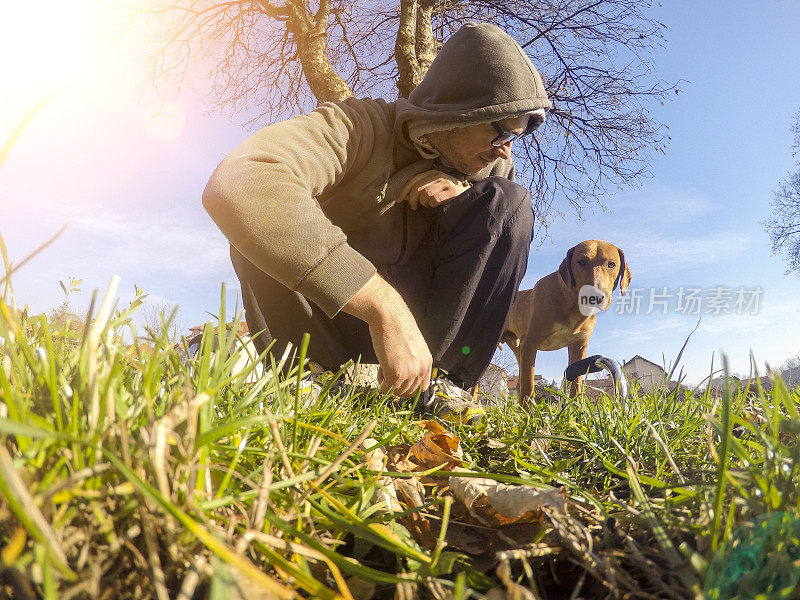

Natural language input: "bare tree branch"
[765,112,800,275]
[289,0,353,102]
[134,0,675,222]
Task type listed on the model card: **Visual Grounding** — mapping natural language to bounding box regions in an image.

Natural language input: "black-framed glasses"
[489,116,543,147]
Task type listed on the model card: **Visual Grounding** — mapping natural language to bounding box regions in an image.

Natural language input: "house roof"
[707,374,775,392]
[624,355,667,372]
[742,375,774,391]
[708,376,741,389]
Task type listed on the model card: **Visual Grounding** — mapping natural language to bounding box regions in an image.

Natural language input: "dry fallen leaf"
[395,480,437,550]
[449,477,567,526]
[362,438,402,512]
[410,420,463,468]
[363,439,436,549]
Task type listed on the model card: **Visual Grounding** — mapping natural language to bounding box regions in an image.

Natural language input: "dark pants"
[231,177,533,388]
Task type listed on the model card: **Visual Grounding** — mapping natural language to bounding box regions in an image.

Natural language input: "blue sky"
[1,1,799,386]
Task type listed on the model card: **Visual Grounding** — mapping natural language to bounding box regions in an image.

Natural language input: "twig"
[251,452,275,532]
[139,510,170,600]
[267,415,296,478]
[569,571,587,600]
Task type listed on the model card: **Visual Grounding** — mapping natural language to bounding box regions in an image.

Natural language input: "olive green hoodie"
[203,23,550,319]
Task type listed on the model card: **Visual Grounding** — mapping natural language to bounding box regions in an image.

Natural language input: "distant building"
[185,320,250,356]
[742,375,774,395]
[123,341,156,370]
[622,355,670,394]
[505,374,542,394]
[706,376,741,398]
[705,374,778,398]
[583,355,683,398]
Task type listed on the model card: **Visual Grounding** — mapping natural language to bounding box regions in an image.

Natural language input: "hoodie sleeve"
[202,99,389,318]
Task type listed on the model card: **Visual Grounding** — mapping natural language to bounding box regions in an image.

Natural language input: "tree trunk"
[395,0,420,98]
[286,0,353,104]
[415,1,436,74]
[396,0,437,98]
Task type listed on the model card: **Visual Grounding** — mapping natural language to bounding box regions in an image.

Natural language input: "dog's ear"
[558,247,576,288]
[613,248,632,295]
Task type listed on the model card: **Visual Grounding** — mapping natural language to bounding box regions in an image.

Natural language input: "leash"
[564,354,628,399]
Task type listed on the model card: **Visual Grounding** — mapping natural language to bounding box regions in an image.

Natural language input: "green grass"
[1,282,800,600]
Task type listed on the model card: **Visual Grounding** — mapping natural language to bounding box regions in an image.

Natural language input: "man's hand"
[397,170,470,210]
[342,274,432,397]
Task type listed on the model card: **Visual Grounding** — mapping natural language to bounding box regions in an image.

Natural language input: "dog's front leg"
[567,342,588,397]
[518,344,538,407]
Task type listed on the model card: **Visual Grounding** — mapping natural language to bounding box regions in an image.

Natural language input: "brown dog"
[501,240,632,402]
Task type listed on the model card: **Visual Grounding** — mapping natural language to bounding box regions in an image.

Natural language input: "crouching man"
[202,22,550,410]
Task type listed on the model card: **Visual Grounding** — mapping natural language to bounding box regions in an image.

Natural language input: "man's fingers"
[416,182,438,208]
[380,375,412,396]
[378,365,431,397]
[419,178,468,208]
[420,369,431,393]
[408,187,421,210]
[409,178,438,210]
[399,170,461,209]
[419,179,455,208]
[398,172,434,207]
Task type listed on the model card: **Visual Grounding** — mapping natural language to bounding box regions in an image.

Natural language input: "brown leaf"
[385,443,419,473]
[410,422,463,469]
[361,439,402,512]
[394,477,437,549]
[364,439,436,549]
[449,478,567,526]
[442,522,493,555]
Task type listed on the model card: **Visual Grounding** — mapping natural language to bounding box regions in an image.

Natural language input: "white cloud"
[619,231,750,276]
[611,184,718,224]
[604,316,689,342]
[533,182,741,279]
[4,196,233,281]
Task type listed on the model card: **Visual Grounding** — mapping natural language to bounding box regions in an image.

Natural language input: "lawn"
[1,282,799,600]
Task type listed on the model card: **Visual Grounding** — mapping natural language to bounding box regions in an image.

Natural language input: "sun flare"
[144,101,186,142]
[0,1,93,98]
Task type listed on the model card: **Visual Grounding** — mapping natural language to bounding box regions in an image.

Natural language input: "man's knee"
[472,176,529,201]
[459,176,533,240]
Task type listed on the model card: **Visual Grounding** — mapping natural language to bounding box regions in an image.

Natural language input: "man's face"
[425,114,530,176]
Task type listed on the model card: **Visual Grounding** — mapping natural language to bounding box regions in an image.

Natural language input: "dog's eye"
[608,261,616,269]
[577,259,588,267]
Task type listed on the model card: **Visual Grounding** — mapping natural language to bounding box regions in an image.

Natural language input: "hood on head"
[395,22,551,155]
